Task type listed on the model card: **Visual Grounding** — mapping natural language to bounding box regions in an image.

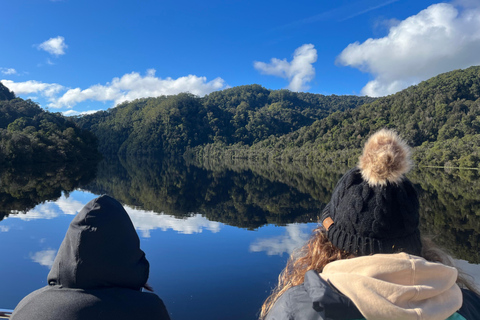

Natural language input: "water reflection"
[0,161,97,221]
[250,224,311,256]
[1,156,480,263]
[0,158,480,263]
[84,156,319,228]
[30,249,57,268]
[7,197,81,221]
[0,192,299,319]
[3,192,224,237]
[122,206,222,237]
[1,157,480,320]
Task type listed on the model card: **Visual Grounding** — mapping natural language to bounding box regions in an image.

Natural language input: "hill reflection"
[1,156,479,263]
[0,161,97,221]
[83,156,320,229]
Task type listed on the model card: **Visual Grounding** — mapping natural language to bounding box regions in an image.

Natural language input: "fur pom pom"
[358,129,412,186]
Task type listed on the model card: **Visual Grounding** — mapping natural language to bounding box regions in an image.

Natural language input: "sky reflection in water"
[0,191,317,319]
[2,190,479,319]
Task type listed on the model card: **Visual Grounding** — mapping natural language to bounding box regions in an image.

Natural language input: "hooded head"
[47,195,149,290]
[320,129,422,256]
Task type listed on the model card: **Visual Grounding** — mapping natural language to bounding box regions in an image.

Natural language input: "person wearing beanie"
[260,129,480,320]
[11,195,171,320]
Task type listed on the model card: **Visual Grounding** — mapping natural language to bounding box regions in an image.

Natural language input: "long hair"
[421,236,479,295]
[259,226,352,319]
[260,226,479,319]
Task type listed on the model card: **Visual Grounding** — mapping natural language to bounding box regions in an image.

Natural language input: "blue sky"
[1,0,480,116]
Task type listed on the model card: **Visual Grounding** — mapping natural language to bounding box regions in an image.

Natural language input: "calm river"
[1,157,479,319]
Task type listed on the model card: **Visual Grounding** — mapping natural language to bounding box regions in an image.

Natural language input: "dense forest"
[70,66,480,169]
[72,85,374,156]
[189,66,480,168]
[3,66,480,167]
[0,83,100,164]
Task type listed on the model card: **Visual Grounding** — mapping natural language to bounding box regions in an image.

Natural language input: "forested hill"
[0,83,15,101]
[0,83,100,164]
[72,85,375,156]
[195,66,480,168]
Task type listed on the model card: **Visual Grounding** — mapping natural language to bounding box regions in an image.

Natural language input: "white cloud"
[0,225,10,232]
[62,109,102,117]
[254,44,317,92]
[0,79,63,100]
[337,2,480,97]
[4,194,222,237]
[124,205,222,238]
[52,69,226,108]
[37,36,67,56]
[6,194,81,221]
[9,202,62,221]
[1,68,17,75]
[2,70,226,109]
[55,196,85,216]
[30,249,57,268]
[250,224,311,256]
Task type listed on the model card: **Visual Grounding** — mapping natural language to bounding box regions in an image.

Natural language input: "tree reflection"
[0,161,98,221]
[2,155,479,263]
[84,156,319,229]
[410,168,480,263]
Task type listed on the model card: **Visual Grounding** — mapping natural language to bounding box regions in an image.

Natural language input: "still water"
[0,157,479,319]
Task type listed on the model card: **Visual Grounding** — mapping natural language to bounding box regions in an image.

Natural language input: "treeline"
[189,66,480,168]
[0,83,100,164]
[72,85,374,156]
[5,66,480,168]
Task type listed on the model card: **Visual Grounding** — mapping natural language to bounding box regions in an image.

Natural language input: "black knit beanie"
[320,129,422,256]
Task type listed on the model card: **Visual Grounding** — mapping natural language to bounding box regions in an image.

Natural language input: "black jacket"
[265,270,480,320]
[11,195,170,320]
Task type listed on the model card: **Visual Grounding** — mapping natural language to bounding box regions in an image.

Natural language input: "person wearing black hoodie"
[11,195,170,320]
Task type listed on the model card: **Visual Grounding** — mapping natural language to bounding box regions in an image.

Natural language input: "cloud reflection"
[30,249,57,268]
[250,224,312,256]
[8,195,83,221]
[6,193,222,237]
[124,205,222,237]
[9,202,62,221]
[55,197,85,216]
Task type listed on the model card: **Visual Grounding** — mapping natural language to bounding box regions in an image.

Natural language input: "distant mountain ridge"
[190,66,480,168]
[73,84,374,156]
[4,65,480,168]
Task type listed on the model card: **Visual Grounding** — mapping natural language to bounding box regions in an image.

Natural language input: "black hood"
[47,195,149,290]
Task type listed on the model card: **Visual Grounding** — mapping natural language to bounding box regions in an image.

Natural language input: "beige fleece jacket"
[320,253,462,320]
